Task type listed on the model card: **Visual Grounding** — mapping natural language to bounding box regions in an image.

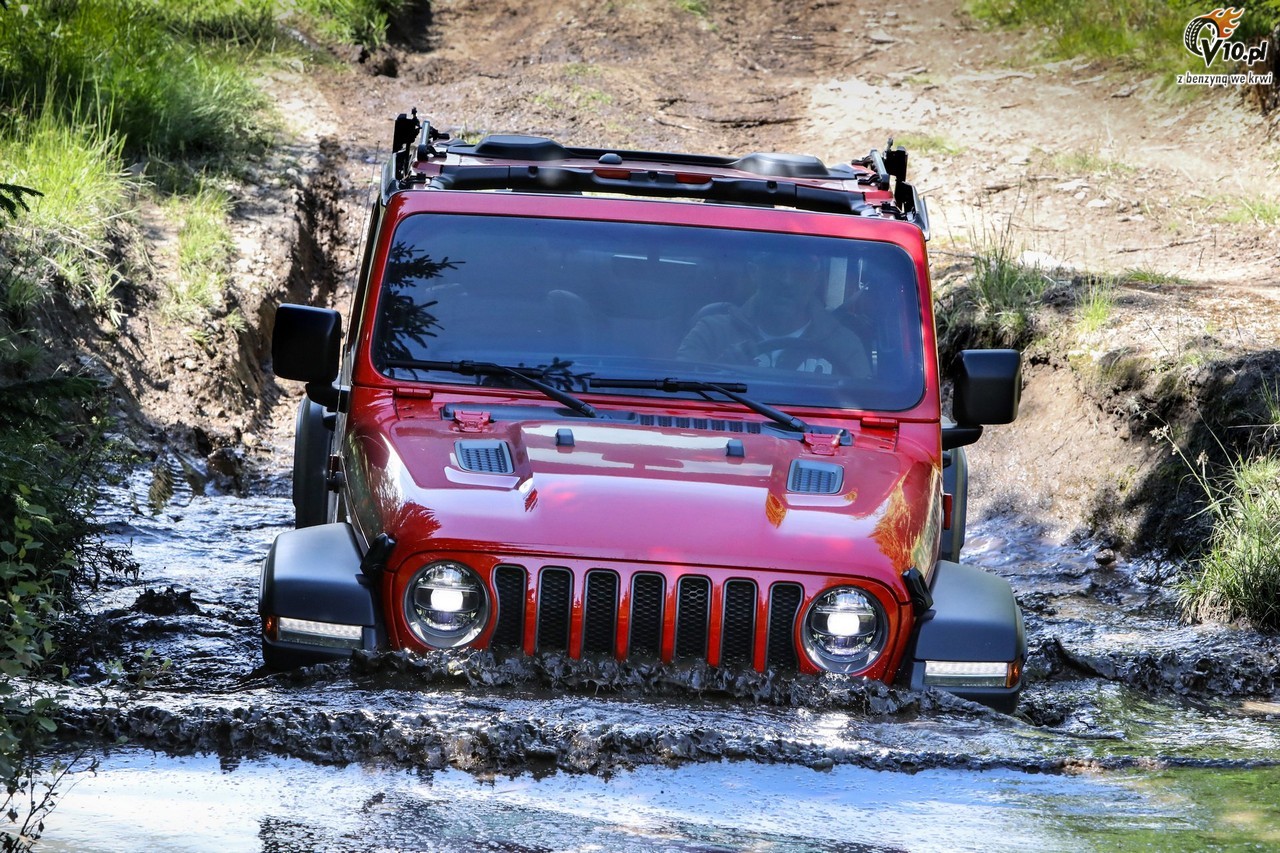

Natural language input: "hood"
[355,413,941,585]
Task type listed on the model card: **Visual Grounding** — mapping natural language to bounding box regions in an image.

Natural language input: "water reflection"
[46,750,1280,853]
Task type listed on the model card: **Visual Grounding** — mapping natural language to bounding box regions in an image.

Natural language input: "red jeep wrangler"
[261,110,1025,712]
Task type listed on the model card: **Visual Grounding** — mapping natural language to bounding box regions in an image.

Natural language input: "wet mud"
[54,471,1280,790]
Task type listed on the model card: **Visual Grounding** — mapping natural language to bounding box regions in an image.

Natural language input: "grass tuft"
[1176,451,1280,630]
[892,132,964,157]
[1076,275,1116,334]
[161,182,234,323]
[1216,198,1280,226]
[1122,267,1190,286]
[292,0,408,50]
[0,106,131,313]
[936,219,1054,356]
[0,0,274,159]
[966,0,1276,79]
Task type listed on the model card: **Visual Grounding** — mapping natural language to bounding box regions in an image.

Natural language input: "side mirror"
[272,304,342,408]
[943,349,1021,450]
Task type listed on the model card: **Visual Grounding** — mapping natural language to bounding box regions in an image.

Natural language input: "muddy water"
[37,475,1280,850]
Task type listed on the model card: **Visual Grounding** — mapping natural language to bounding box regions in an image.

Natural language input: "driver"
[677,253,870,378]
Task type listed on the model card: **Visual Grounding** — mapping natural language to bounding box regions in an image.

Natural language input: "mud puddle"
[47,479,1280,849]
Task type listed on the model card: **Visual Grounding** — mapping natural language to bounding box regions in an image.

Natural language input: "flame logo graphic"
[1195,7,1244,39]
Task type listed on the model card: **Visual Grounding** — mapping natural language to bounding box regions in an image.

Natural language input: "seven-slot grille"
[490,563,803,670]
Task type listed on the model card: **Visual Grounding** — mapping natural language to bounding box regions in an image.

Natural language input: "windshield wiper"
[590,377,810,434]
[384,358,601,419]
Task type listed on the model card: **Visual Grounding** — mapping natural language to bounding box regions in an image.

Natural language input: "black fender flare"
[902,560,1025,713]
[259,522,379,668]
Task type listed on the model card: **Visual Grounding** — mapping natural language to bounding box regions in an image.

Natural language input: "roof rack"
[383,111,930,239]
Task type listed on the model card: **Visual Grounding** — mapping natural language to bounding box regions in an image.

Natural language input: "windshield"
[372,213,926,410]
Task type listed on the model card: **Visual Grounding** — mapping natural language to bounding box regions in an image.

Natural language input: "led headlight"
[404,561,489,648]
[801,586,886,673]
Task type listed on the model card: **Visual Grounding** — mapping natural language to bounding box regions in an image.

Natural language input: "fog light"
[801,586,886,673]
[923,660,1012,688]
[276,616,363,649]
[405,561,489,648]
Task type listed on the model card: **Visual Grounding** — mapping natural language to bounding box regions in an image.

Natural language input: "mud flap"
[901,560,1025,713]
[259,522,378,669]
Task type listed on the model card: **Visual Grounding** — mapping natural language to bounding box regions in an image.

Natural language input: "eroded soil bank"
[37,0,1280,848]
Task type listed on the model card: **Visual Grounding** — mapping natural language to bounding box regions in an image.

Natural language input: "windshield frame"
[357,198,936,416]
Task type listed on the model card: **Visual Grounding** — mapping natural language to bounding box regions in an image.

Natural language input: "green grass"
[966,0,1277,76]
[1216,197,1280,226]
[162,183,234,323]
[0,107,131,313]
[0,0,274,159]
[935,222,1054,355]
[1176,452,1280,630]
[892,132,964,157]
[1076,275,1116,334]
[292,0,408,50]
[1048,149,1132,177]
[1121,266,1190,286]
[674,0,710,17]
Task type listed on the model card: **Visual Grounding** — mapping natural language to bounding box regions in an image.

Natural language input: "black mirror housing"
[273,304,342,385]
[952,349,1021,425]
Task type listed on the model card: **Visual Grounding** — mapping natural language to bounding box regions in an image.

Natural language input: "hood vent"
[637,415,763,434]
[787,460,844,495]
[455,440,514,474]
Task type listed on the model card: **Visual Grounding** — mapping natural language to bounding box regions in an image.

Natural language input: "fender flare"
[902,560,1025,713]
[259,522,379,667]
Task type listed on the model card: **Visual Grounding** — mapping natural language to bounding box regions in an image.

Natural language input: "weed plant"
[0,1,273,159]
[935,219,1053,358]
[0,108,131,314]
[1076,275,1116,334]
[1174,449,1280,631]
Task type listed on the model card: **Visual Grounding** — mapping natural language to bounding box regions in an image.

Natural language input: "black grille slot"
[536,568,572,652]
[629,574,665,657]
[637,415,763,434]
[582,571,618,656]
[492,565,526,649]
[455,440,514,474]
[674,576,711,659]
[787,460,844,495]
[720,580,757,667]
[766,583,803,671]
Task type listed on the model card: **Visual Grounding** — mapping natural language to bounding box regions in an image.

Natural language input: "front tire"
[292,397,332,528]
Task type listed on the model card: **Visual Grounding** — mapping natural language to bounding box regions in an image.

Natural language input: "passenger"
[677,254,870,378]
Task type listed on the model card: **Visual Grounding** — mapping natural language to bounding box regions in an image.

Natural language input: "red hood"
[350,409,942,593]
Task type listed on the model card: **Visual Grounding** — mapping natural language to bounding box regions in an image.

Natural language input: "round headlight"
[404,561,489,648]
[801,586,886,673]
